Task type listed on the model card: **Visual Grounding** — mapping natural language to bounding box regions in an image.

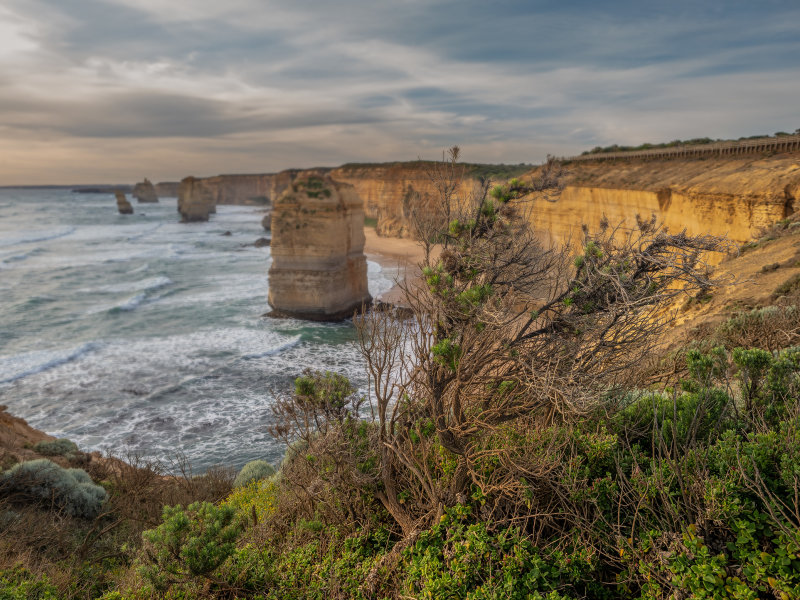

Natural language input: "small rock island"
[268,172,371,321]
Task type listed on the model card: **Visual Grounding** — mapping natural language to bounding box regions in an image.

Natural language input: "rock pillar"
[178,176,214,222]
[268,173,371,320]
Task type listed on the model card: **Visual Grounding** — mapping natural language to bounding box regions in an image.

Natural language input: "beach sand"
[363,227,435,309]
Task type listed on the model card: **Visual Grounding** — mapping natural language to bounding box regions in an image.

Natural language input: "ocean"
[0,189,399,471]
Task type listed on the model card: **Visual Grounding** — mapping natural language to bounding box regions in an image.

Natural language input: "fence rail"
[564,134,800,162]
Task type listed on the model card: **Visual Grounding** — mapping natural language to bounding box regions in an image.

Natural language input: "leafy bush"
[33,438,78,457]
[233,460,275,488]
[1,459,107,518]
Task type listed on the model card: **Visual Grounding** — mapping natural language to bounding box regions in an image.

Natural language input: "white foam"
[0,342,101,385]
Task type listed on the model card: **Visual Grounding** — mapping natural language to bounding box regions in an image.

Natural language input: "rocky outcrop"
[132,178,159,203]
[268,173,371,321]
[177,177,214,222]
[329,162,482,237]
[115,190,133,214]
[261,213,271,232]
[522,154,800,248]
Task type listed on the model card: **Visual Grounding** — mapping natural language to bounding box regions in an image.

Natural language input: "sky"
[0,0,798,185]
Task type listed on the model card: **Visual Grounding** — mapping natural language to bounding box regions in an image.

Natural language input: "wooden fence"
[564,134,800,162]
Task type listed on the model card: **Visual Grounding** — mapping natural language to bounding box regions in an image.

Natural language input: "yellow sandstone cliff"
[268,173,371,321]
[329,162,481,237]
[524,154,800,247]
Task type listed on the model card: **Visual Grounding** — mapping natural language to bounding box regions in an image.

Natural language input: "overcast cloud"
[0,0,798,184]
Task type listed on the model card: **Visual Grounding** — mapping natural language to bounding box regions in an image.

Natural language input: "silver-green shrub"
[233,460,275,488]
[33,438,79,457]
[1,459,107,518]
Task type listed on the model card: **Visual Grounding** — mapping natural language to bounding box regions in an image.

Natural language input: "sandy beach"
[363,227,433,309]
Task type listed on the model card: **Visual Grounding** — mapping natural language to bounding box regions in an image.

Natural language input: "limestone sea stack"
[177,176,214,222]
[268,173,371,321]
[132,178,159,203]
[115,190,133,214]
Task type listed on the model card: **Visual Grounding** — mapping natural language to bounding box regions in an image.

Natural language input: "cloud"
[0,0,798,184]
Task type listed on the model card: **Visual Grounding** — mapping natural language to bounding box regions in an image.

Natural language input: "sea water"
[0,189,399,471]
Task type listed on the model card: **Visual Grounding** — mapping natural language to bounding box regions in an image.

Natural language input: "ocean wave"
[0,247,45,268]
[111,293,147,312]
[0,342,100,385]
[0,226,76,248]
[128,263,149,274]
[91,276,172,294]
[243,334,302,358]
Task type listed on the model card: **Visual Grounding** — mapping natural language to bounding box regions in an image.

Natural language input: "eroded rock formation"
[132,178,159,203]
[268,173,371,321]
[177,177,215,222]
[115,190,133,214]
[261,213,271,232]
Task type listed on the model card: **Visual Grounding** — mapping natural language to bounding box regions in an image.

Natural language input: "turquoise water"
[0,189,398,471]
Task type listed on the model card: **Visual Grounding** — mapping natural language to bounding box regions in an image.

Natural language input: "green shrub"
[2,459,107,519]
[0,566,59,600]
[233,460,275,488]
[140,501,243,591]
[402,504,596,598]
[33,438,78,457]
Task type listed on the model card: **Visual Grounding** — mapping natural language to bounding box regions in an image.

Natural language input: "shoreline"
[363,227,429,311]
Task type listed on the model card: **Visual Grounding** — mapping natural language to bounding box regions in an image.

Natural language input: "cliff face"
[329,163,481,237]
[268,173,371,321]
[177,171,301,207]
[524,154,800,247]
[177,177,214,222]
[132,178,159,203]
[154,181,180,197]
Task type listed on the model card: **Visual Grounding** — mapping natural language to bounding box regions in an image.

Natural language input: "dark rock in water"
[115,190,133,215]
[222,231,232,236]
[254,237,270,247]
[261,212,271,231]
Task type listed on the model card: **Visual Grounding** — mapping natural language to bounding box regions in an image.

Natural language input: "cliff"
[522,153,800,248]
[154,181,179,197]
[268,173,371,320]
[329,162,483,237]
[176,171,302,207]
[177,177,214,222]
[132,178,159,203]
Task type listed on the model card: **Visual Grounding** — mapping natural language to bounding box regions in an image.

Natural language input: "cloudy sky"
[1,0,798,185]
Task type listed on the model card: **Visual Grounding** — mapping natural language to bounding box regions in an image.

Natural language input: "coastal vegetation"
[4,150,800,599]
